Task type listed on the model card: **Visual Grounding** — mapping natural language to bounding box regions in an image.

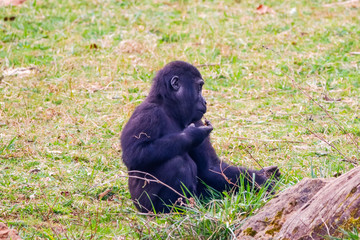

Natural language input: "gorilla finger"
[204,119,212,126]
[200,125,213,132]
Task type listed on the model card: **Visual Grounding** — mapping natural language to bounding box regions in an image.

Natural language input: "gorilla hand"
[184,123,213,147]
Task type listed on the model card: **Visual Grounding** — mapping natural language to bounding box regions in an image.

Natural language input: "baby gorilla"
[121,61,280,213]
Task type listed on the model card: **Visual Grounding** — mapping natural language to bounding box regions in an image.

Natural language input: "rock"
[236,166,360,239]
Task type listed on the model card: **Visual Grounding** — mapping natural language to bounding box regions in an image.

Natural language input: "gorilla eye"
[198,84,203,93]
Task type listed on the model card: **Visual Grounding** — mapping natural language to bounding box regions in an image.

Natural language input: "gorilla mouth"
[197,110,206,115]
[193,111,205,121]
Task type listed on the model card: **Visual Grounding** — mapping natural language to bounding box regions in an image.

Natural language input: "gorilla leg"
[128,156,198,213]
[189,120,280,198]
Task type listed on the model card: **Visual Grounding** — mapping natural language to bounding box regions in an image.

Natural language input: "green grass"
[1,0,359,239]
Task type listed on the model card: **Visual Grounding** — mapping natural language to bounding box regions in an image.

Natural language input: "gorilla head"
[148,61,207,127]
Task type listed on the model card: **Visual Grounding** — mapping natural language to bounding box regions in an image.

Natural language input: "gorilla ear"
[170,76,180,91]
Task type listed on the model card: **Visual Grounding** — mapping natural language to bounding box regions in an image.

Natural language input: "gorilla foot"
[258,166,281,193]
[261,166,281,180]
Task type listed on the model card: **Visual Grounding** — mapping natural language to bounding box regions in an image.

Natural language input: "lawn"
[1,0,359,239]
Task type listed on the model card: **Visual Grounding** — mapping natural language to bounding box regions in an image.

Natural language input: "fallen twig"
[127,170,188,199]
[242,146,264,170]
[324,0,359,7]
[234,137,306,144]
[195,63,220,68]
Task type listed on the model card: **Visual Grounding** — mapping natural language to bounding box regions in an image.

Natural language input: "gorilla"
[121,61,280,213]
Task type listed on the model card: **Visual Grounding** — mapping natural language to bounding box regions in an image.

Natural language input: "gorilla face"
[169,72,207,125]
[191,78,207,122]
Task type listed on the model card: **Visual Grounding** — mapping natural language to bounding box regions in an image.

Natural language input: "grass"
[1,0,359,239]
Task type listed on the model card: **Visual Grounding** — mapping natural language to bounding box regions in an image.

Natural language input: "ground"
[0,0,359,239]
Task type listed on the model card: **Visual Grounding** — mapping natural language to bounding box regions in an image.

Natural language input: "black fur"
[121,61,279,213]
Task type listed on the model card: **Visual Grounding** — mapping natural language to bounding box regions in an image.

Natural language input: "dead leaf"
[116,40,145,54]
[256,4,275,14]
[61,191,71,197]
[29,168,40,174]
[4,16,16,21]
[3,67,38,77]
[349,52,360,55]
[0,0,26,6]
[323,94,341,102]
[84,82,103,93]
[107,194,117,201]
[51,225,67,235]
[112,142,121,152]
[89,43,98,49]
[98,188,112,200]
[16,194,26,200]
[0,222,22,240]
[188,197,195,207]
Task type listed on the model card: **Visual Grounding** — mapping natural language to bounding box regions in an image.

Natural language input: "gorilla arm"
[121,110,213,171]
